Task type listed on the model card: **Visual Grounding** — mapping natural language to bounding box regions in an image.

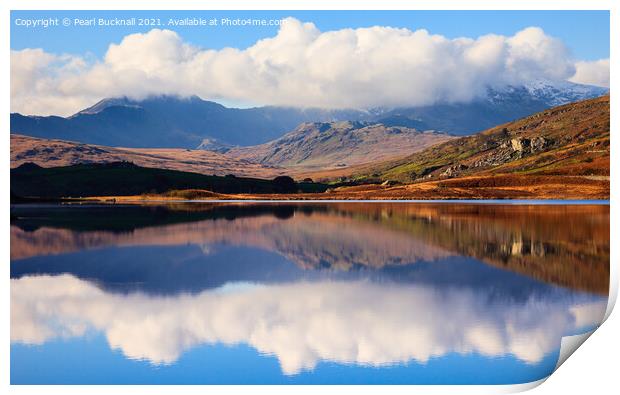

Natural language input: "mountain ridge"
[11,96,370,148]
[10,80,606,149]
[224,121,454,170]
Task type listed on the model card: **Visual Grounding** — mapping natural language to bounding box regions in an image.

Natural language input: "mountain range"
[11,96,368,148]
[10,80,607,148]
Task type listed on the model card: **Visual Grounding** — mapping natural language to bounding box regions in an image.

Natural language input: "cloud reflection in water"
[11,274,606,375]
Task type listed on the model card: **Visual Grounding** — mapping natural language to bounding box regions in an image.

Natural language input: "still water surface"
[10,202,609,384]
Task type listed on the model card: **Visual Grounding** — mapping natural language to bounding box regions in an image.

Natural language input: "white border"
[2,0,616,11]
[3,1,617,394]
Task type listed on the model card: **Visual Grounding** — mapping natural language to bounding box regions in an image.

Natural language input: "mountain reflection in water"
[11,202,609,294]
[10,202,610,384]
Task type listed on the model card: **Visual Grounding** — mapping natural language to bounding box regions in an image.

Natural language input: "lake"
[10,201,610,384]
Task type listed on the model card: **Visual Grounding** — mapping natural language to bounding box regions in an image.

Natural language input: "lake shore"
[80,174,609,202]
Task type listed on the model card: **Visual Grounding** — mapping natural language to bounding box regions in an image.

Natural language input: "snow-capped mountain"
[502,79,607,106]
[375,80,607,135]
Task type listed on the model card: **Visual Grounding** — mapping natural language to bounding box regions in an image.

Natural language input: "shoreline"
[66,197,611,205]
[11,175,609,204]
[77,174,610,202]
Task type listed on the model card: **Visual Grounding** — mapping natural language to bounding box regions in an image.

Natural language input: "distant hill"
[10,81,606,148]
[356,95,610,183]
[10,121,453,177]
[225,121,454,170]
[10,162,324,198]
[10,134,283,179]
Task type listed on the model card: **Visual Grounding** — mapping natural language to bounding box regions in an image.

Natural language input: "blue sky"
[10,10,610,115]
[11,10,609,60]
[11,336,560,384]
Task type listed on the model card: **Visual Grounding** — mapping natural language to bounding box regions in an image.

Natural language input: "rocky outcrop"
[511,138,528,152]
[510,136,549,154]
[440,164,468,178]
[442,134,555,178]
[196,138,233,153]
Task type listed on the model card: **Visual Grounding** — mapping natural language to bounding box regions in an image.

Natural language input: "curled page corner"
[604,280,618,321]
[554,330,596,372]
[506,377,549,394]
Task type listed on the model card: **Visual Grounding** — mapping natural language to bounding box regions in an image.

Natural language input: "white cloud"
[11,274,606,375]
[10,19,600,116]
[569,59,610,88]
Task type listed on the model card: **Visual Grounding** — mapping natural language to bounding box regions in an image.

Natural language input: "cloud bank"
[11,18,609,116]
[11,275,606,375]
[569,59,610,88]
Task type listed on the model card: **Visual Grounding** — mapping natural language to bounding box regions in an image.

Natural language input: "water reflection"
[10,202,610,384]
[11,203,609,293]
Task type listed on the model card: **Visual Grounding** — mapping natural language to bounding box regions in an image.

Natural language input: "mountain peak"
[72,94,223,118]
[73,97,140,117]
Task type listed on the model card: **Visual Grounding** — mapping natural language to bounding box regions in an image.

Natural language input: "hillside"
[224,121,454,170]
[355,95,610,183]
[10,162,325,198]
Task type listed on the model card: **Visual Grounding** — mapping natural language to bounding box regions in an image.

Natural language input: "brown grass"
[83,174,608,202]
